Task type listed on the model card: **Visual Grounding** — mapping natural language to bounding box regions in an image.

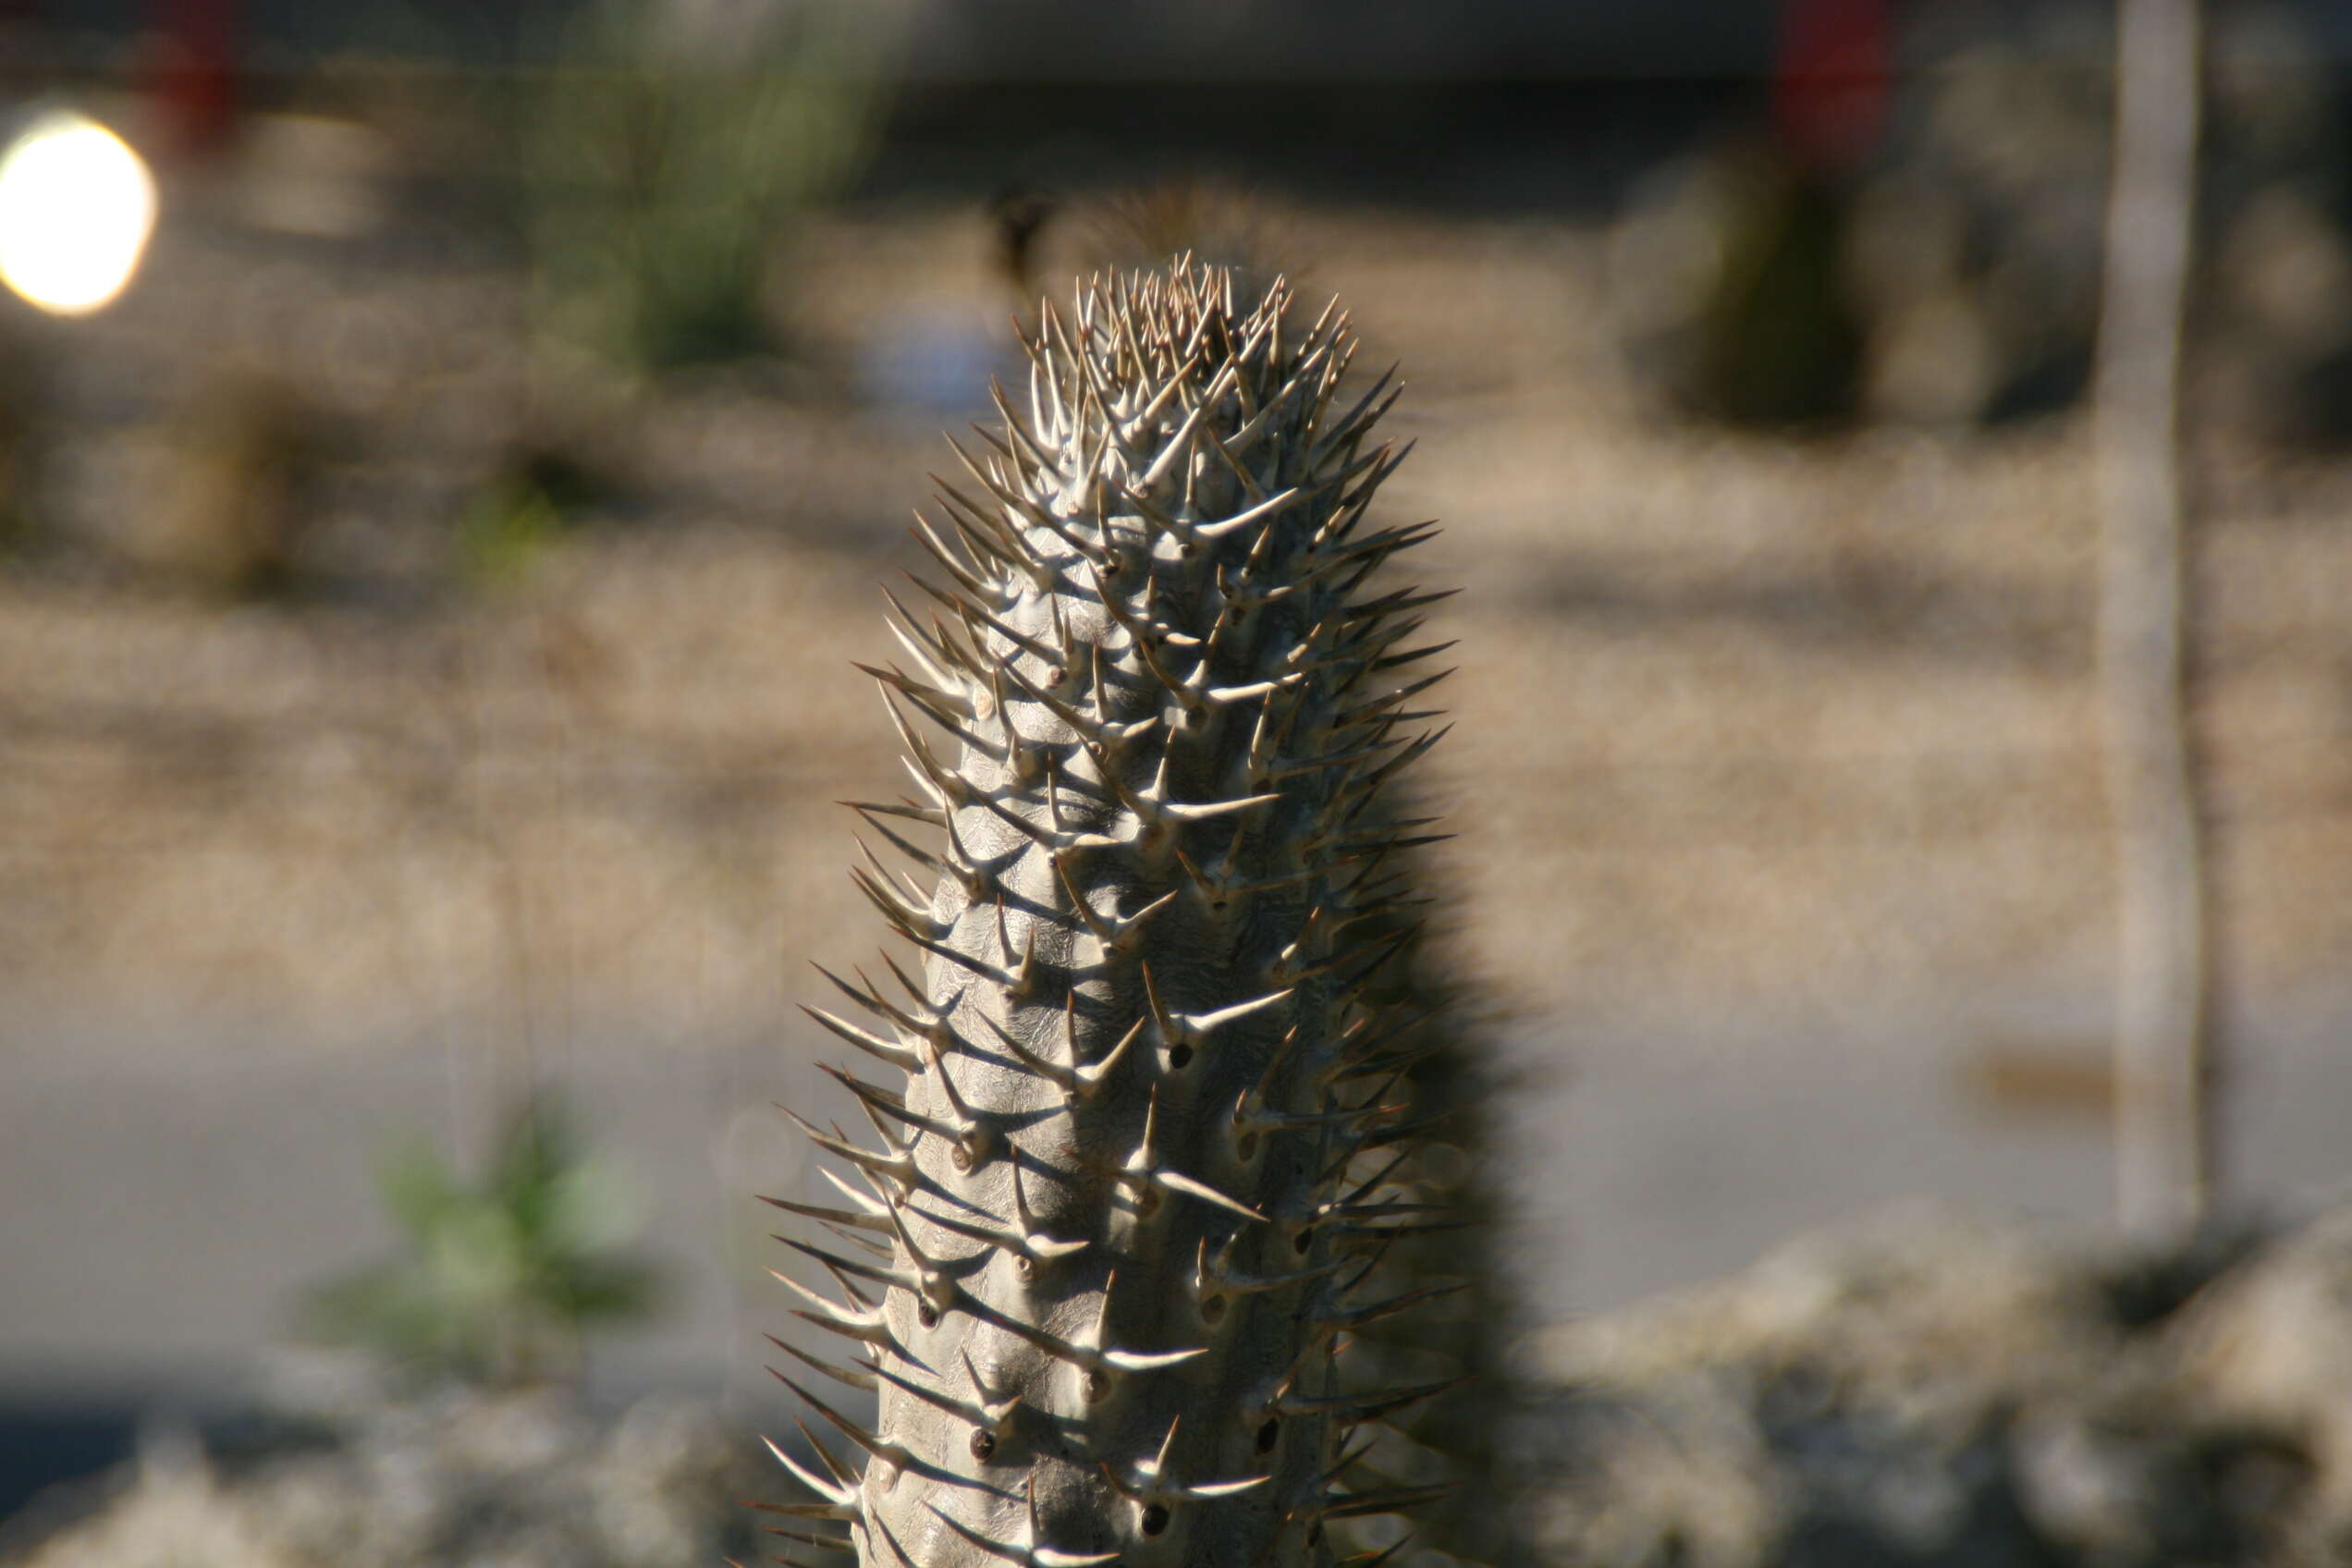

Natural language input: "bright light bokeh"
[0,111,159,316]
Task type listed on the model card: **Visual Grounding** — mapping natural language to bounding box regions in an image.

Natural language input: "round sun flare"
[0,110,159,316]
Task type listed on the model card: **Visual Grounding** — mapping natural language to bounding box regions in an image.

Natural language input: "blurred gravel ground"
[1522,1203,2352,1567]
[6,195,2348,1046]
[18,1205,2352,1568]
[4,181,2351,1401]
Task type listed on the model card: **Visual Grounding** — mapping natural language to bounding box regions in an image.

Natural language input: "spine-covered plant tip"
[766,261,1460,1568]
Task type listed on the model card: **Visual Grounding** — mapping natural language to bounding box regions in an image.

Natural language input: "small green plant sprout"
[301,1097,662,1387]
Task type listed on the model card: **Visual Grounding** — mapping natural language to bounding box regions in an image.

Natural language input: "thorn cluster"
[766,259,1459,1568]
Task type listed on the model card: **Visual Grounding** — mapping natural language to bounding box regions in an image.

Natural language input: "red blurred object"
[144,0,243,156]
[1773,0,1892,171]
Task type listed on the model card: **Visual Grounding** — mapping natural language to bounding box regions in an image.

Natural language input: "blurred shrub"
[300,1098,662,1387]
[1611,144,1864,428]
[452,442,619,590]
[523,0,897,377]
[125,372,326,597]
[1610,0,2352,436]
[455,468,567,590]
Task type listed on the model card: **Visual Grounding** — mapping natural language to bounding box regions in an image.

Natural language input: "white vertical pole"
[2095,0,2211,1237]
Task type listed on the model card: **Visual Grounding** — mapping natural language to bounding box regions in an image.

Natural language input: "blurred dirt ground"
[5,178,2352,1400]
[6,193,2348,1048]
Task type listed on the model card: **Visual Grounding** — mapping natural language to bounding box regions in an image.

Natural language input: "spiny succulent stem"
[766,260,1458,1568]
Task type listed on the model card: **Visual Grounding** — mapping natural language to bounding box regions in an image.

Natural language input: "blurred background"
[5,0,2352,1563]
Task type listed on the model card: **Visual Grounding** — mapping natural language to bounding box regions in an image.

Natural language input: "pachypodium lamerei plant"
[766,259,1462,1568]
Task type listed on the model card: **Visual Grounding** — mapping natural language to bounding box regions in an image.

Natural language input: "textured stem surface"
[772,261,1456,1568]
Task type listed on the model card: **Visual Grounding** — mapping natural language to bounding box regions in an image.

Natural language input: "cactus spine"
[770,260,1457,1568]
